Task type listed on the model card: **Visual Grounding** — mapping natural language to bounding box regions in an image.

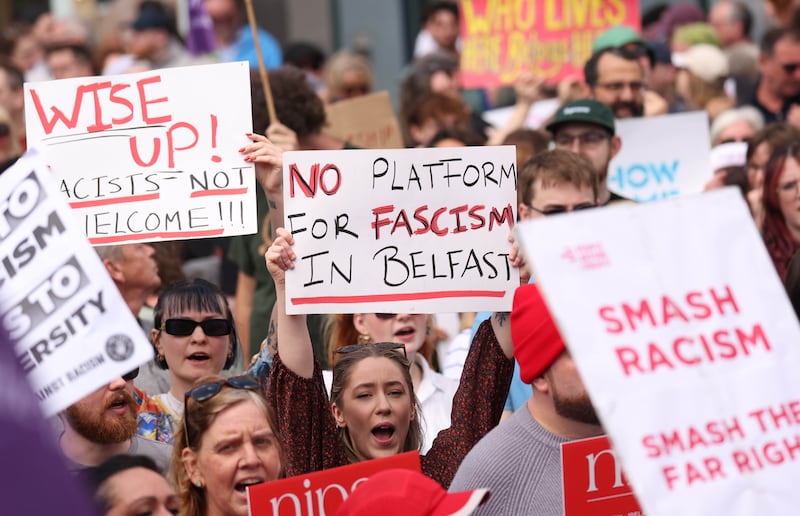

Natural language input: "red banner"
[561,435,643,516]
[247,451,421,516]
[459,0,641,88]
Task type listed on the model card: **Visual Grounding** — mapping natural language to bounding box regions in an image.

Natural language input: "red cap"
[335,469,489,516]
[511,283,567,383]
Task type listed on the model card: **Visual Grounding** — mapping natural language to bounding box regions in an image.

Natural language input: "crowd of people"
[5,0,800,514]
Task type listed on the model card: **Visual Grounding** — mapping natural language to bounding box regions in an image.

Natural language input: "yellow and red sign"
[459,0,641,87]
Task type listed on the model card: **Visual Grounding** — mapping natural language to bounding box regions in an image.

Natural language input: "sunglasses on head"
[336,341,408,359]
[122,367,139,382]
[160,318,232,337]
[183,375,261,448]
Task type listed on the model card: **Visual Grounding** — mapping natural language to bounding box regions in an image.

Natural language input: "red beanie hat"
[511,283,567,383]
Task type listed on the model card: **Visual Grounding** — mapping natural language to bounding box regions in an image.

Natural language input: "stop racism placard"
[516,188,800,515]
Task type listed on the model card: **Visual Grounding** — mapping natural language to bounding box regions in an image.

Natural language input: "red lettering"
[136,75,171,124]
[615,346,642,376]
[109,83,134,125]
[599,306,624,333]
[449,204,469,233]
[488,203,514,231]
[413,205,430,235]
[430,207,448,236]
[468,204,486,229]
[371,204,394,239]
[661,295,689,325]
[390,209,413,236]
[622,300,656,331]
[129,136,161,167]
[166,121,199,168]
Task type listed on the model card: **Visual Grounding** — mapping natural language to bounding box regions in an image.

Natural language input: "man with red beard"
[58,369,171,473]
[449,284,604,515]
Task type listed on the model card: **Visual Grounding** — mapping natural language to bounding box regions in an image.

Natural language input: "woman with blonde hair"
[673,44,734,121]
[322,49,373,103]
[171,374,285,516]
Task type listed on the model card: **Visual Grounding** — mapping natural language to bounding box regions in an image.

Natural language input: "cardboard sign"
[324,91,404,149]
[608,111,712,202]
[247,451,421,516]
[282,146,519,314]
[459,0,640,88]
[0,151,153,416]
[24,61,256,245]
[515,188,800,516]
[562,435,643,516]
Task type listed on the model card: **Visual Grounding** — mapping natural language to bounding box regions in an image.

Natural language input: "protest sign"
[0,151,153,416]
[561,435,642,516]
[608,111,712,201]
[282,145,519,314]
[248,451,421,516]
[481,97,560,130]
[0,323,97,514]
[515,188,800,515]
[324,91,404,149]
[24,61,255,245]
[459,0,640,88]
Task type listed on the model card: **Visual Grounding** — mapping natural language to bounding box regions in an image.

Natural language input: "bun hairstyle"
[152,278,239,370]
[329,344,423,462]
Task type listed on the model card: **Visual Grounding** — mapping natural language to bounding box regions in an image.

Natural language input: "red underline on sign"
[69,193,161,208]
[88,228,225,245]
[291,290,506,305]
[190,188,249,198]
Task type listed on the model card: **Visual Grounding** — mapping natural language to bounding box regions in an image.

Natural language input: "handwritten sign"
[516,188,800,515]
[608,111,712,202]
[248,451,420,516]
[23,62,256,245]
[0,151,153,416]
[562,435,643,516]
[324,91,404,149]
[459,0,640,88]
[282,146,519,314]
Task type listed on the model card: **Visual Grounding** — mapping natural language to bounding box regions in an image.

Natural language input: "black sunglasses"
[374,313,397,320]
[122,367,139,382]
[782,62,800,74]
[336,342,407,359]
[527,203,597,216]
[183,375,261,448]
[161,318,232,337]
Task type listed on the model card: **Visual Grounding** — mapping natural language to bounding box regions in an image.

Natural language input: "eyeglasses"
[183,375,261,448]
[161,318,232,337]
[336,342,407,360]
[554,131,610,148]
[778,178,800,195]
[781,62,800,74]
[595,81,645,93]
[374,313,397,320]
[527,203,597,216]
[122,367,139,382]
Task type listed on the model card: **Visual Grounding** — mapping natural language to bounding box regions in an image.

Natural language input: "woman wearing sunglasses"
[326,312,456,453]
[171,375,285,516]
[138,279,239,443]
[265,227,514,488]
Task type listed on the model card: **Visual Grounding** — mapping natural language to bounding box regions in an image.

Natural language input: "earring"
[195,480,204,488]
[156,352,167,368]
[358,333,371,344]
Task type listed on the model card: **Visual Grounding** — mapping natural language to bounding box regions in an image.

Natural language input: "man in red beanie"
[449,283,604,515]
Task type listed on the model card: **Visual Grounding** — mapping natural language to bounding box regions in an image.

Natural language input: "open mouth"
[234,479,264,492]
[394,327,415,337]
[187,352,210,362]
[108,398,128,409]
[371,423,396,445]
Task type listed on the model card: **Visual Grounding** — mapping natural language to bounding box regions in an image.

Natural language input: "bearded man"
[58,369,171,473]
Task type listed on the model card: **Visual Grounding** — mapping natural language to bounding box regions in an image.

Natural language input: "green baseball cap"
[592,26,644,52]
[545,99,616,135]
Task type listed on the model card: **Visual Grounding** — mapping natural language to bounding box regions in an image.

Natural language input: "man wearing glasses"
[751,26,800,125]
[584,44,647,119]
[546,99,630,206]
[58,369,172,474]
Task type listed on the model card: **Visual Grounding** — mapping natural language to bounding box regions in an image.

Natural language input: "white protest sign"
[0,151,154,416]
[481,98,560,130]
[282,146,519,314]
[515,188,800,516]
[608,111,712,201]
[24,61,255,245]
